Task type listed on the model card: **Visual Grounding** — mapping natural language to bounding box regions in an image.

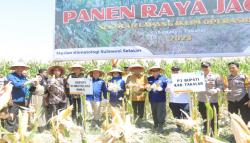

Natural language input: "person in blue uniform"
[147,66,168,133]
[86,69,107,127]
[107,68,125,107]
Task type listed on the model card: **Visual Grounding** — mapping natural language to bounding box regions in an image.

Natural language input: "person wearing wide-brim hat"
[107,68,126,107]
[107,68,123,76]
[69,64,84,71]
[9,61,30,71]
[47,65,67,125]
[147,65,168,132]
[47,65,65,76]
[147,66,165,74]
[6,61,34,132]
[126,64,147,126]
[66,64,85,125]
[86,68,107,127]
[88,68,105,77]
[127,64,144,72]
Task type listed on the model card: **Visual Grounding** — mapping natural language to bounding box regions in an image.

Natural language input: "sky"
[0,0,54,62]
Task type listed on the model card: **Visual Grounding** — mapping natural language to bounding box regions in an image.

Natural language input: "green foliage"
[0,58,249,78]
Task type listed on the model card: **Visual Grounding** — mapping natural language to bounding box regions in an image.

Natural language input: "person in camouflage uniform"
[47,65,67,122]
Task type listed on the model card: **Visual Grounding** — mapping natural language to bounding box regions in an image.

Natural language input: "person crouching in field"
[197,62,222,135]
[225,62,250,124]
[107,68,126,107]
[126,64,148,127]
[47,65,67,125]
[66,64,85,125]
[86,69,107,128]
[147,66,168,133]
[168,66,190,131]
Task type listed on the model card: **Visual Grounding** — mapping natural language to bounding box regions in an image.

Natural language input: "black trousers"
[47,102,67,121]
[169,103,189,119]
[151,102,166,127]
[4,102,25,132]
[198,102,219,134]
[132,101,145,119]
[72,98,82,120]
[228,95,250,124]
[67,94,73,105]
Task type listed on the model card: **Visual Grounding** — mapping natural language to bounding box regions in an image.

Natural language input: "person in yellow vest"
[126,64,148,126]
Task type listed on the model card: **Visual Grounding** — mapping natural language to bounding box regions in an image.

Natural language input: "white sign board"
[67,78,93,95]
[171,72,206,93]
[0,78,4,89]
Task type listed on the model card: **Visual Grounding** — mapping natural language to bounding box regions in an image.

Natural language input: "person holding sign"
[126,64,148,127]
[225,62,250,124]
[197,62,223,135]
[147,66,168,133]
[66,64,85,125]
[47,65,67,124]
[107,68,125,107]
[86,69,107,127]
[168,66,190,131]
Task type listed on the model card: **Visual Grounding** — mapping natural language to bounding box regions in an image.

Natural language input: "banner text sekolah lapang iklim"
[63,0,250,23]
[54,0,250,61]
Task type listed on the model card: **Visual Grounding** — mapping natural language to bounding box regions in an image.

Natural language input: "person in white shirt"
[168,66,190,130]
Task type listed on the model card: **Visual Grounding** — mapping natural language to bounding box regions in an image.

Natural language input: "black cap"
[171,66,180,71]
[123,66,129,70]
[38,69,47,74]
[228,62,239,68]
[201,62,211,67]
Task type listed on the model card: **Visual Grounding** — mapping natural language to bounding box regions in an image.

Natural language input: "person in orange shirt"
[126,64,148,126]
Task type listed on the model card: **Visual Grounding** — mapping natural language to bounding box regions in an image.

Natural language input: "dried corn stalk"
[175,109,198,132]
[0,83,12,111]
[230,113,250,143]
[193,132,226,143]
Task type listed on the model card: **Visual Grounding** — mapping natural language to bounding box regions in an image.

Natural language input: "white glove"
[208,88,218,95]
[146,84,152,92]
[224,88,232,94]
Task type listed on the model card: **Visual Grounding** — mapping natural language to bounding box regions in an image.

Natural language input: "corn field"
[1,58,250,77]
[1,57,250,143]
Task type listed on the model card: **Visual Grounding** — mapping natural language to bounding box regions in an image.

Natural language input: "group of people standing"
[1,61,250,135]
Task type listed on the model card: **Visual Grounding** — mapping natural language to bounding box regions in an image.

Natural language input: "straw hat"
[88,68,104,77]
[10,61,29,70]
[148,66,165,74]
[107,68,123,76]
[128,64,144,72]
[48,65,65,75]
[69,64,84,71]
